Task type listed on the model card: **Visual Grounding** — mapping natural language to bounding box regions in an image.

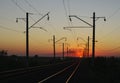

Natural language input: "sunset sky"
[0,0,120,57]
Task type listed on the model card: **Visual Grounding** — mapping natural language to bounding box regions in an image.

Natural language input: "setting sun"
[75,50,83,58]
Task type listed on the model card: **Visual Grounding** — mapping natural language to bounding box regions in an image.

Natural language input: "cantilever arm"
[69,15,93,27]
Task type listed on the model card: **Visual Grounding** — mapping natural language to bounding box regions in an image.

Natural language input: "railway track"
[0,59,79,83]
[38,61,80,83]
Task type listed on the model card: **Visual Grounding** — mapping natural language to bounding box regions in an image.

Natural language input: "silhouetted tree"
[11,54,17,57]
[34,54,38,58]
[0,50,8,56]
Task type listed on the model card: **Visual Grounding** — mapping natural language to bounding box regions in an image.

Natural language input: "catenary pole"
[88,36,90,57]
[26,12,29,67]
[92,12,95,63]
[53,35,56,59]
[62,43,64,59]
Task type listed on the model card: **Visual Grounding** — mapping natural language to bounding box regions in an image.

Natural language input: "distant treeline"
[0,55,76,72]
[0,50,8,56]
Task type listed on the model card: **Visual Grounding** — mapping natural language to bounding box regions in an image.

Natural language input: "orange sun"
[75,50,83,58]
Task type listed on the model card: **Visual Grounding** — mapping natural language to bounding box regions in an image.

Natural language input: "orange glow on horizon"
[75,50,83,58]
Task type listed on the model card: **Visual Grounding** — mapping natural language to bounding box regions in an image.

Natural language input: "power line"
[63,0,73,26]
[97,7,120,41]
[63,0,78,47]
[98,26,120,42]
[23,0,52,34]
[43,21,57,35]
[24,0,43,16]
[21,0,49,30]
[107,8,120,20]
[29,34,49,48]
[109,46,120,51]
[63,0,92,49]
[11,0,36,22]
[67,0,70,16]
[63,0,69,25]
[66,0,90,18]
[96,42,120,56]
[11,0,49,34]
[0,25,24,33]
[11,0,26,13]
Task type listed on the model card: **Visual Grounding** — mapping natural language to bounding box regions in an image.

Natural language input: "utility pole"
[65,43,70,57]
[16,12,50,67]
[16,12,30,67]
[88,36,90,57]
[67,46,68,56]
[51,36,67,59]
[92,12,95,62]
[64,12,106,64]
[83,48,86,58]
[53,36,67,59]
[26,12,29,67]
[62,43,64,59]
[53,35,56,59]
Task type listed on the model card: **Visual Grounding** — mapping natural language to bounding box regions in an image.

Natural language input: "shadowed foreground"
[69,57,120,83]
[0,56,120,83]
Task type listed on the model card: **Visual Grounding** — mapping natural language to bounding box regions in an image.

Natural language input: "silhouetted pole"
[67,47,68,56]
[62,43,64,59]
[92,12,95,63]
[65,12,105,64]
[53,35,56,59]
[88,36,90,57]
[17,12,50,66]
[83,48,86,58]
[26,12,29,67]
